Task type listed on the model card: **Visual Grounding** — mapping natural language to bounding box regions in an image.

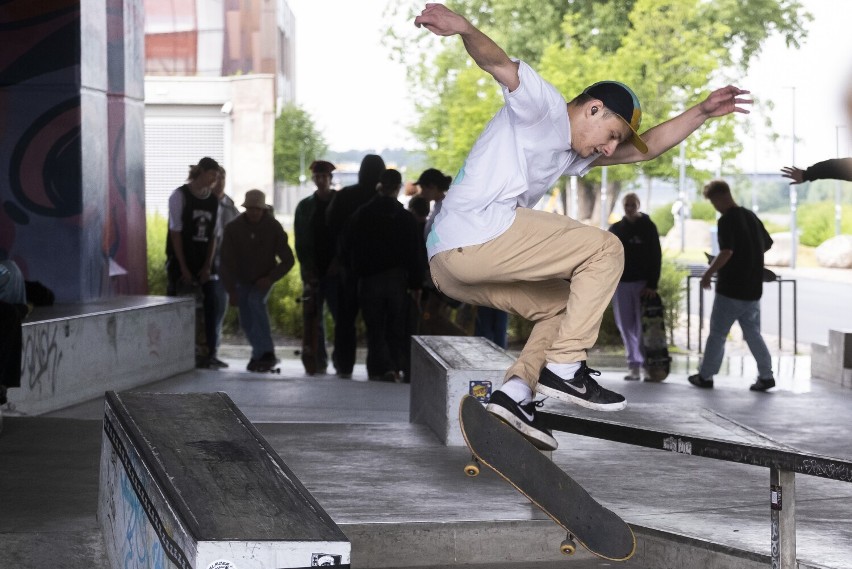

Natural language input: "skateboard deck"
[459,395,635,561]
[640,294,670,381]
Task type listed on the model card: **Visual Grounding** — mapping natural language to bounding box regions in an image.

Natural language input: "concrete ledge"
[13,296,194,415]
[410,336,514,446]
[811,329,852,388]
[98,391,351,569]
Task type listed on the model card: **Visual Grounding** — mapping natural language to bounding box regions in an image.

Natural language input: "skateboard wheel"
[464,463,480,477]
[560,538,576,555]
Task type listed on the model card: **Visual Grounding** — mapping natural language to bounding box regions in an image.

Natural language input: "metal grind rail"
[541,410,852,569]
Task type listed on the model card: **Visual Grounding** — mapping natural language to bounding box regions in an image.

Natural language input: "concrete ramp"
[98,391,350,569]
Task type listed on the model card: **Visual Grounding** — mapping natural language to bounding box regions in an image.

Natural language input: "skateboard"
[459,395,635,561]
[640,294,671,382]
[299,286,320,375]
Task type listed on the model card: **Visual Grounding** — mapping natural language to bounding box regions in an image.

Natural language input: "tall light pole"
[678,140,687,252]
[785,86,798,269]
[837,125,848,236]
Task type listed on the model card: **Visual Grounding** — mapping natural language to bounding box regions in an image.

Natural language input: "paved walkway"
[2,346,851,568]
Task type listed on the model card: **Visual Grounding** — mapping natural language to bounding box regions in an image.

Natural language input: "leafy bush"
[690,201,716,221]
[798,201,852,247]
[147,214,168,295]
[650,203,674,236]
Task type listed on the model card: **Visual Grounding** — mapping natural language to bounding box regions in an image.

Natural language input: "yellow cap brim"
[615,115,648,154]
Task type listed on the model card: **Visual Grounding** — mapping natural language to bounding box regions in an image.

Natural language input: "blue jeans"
[236,283,274,360]
[699,293,773,381]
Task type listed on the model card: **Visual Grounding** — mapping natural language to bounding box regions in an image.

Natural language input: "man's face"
[212,171,225,198]
[245,206,266,224]
[202,168,219,188]
[572,106,631,158]
[623,198,640,219]
[313,172,332,191]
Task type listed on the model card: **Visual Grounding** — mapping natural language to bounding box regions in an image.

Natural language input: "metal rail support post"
[770,466,796,569]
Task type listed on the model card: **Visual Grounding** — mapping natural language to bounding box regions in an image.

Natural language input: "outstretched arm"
[415,3,520,91]
[594,85,752,166]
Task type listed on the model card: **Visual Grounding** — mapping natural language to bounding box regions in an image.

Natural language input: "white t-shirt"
[426,60,598,259]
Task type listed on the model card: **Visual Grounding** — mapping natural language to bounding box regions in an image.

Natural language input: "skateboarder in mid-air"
[415,3,752,450]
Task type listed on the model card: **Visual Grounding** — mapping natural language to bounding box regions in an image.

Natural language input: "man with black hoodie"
[608,193,662,381]
[341,169,423,381]
[325,154,386,378]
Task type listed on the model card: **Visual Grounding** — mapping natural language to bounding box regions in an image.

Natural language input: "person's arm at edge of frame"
[781,157,852,184]
[414,3,520,91]
[594,85,753,167]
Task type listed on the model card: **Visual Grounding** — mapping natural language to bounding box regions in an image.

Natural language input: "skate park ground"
[2,337,851,569]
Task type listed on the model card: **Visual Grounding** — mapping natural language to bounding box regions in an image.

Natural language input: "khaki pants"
[429,208,623,388]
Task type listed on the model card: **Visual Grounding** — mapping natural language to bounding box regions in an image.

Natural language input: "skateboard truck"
[464,455,481,477]
[560,533,577,555]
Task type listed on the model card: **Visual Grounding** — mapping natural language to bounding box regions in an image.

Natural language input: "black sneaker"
[246,359,260,372]
[535,363,627,411]
[208,356,229,369]
[749,377,776,392]
[258,351,280,365]
[486,391,557,450]
[688,374,714,388]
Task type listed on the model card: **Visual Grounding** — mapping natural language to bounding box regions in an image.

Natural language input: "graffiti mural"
[0,0,147,301]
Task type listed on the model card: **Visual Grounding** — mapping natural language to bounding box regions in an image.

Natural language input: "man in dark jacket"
[325,154,386,378]
[608,192,662,380]
[688,180,775,392]
[221,190,295,372]
[341,169,423,381]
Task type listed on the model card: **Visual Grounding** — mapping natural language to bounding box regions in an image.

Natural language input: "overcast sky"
[288,0,852,171]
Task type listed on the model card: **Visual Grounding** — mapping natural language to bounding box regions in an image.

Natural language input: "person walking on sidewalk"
[688,180,776,392]
[221,190,295,372]
[415,3,752,450]
[608,193,662,381]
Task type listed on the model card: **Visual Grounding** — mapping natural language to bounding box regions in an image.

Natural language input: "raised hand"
[414,3,468,36]
[699,86,752,118]
[780,166,805,184]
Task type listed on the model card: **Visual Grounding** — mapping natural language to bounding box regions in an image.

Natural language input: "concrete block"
[13,296,194,415]
[410,335,515,446]
[98,391,350,569]
[811,329,852,388]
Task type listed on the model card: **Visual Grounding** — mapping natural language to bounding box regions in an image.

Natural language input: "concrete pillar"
[0,0,146,302]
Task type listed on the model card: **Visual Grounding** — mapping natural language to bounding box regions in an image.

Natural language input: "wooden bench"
[99,391,350,569]
[410,335,514,446]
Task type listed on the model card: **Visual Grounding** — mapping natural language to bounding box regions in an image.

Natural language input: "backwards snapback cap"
[583,81,648,154]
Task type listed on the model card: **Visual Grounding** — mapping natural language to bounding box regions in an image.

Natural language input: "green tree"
[386,0,808,214]
[273,104,328,184]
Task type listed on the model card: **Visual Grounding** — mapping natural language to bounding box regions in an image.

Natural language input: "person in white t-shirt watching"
[415,3,751,451]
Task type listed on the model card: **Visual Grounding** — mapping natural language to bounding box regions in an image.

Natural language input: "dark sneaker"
[486,391,557,451]
[749,378,776,392]
[246,359,260,372]
[258,351,279,365]
[536,363,627,411]
[208,356,229,369]
[688,374,714,389]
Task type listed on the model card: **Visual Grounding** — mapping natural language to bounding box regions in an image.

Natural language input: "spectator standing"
[221,190,295,372]
[325,154,386,378]
[608,192,662,380]
[688,180,775,392]
[294,160,339,375]
[341,169,424,381]
[211,167,240,367]
[166,156,222,368]
[0,260,28,407]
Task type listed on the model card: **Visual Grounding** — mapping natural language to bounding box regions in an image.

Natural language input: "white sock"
[498,377,533,404]
[546,361,581,380]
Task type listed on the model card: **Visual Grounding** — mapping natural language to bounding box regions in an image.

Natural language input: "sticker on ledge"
[469,380,492,403]
[208,561,237,569]
[312,553,343,566]
[771,484,782,510]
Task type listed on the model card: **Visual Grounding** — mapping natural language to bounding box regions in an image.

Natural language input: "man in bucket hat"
[221,190,295,372]
[415,3,752,450]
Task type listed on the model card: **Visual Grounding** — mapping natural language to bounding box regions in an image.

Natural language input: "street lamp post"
[678,140,687,253]
[600,166,608,229]
[836,125,847,236]
[785,86,798,269]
